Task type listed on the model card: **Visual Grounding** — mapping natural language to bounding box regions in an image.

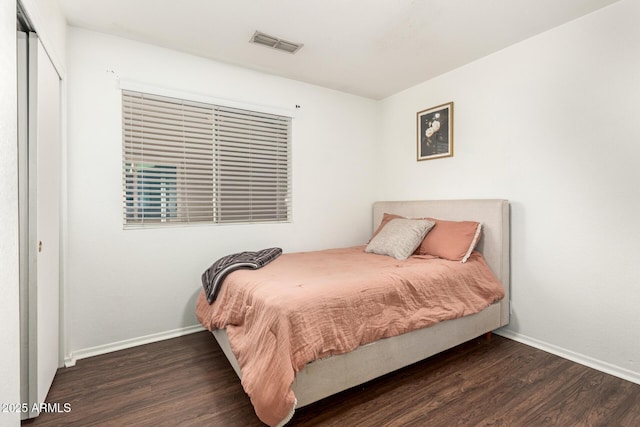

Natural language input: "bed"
[197,199,510,426]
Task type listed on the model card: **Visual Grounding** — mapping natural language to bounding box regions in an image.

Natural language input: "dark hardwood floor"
[22,331,640,426]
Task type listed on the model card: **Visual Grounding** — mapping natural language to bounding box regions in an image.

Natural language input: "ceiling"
[58,0,620,100]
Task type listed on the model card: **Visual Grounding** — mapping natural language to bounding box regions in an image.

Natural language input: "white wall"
[378,0,640,382]
[0,1,21,425]
[65,28,378,357]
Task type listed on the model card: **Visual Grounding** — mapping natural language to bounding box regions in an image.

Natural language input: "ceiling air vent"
[250,31,303,54]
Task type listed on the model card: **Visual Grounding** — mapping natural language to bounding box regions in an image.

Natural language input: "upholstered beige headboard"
[373,199,510,325]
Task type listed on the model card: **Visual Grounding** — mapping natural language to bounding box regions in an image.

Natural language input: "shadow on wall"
[183,280,204,328]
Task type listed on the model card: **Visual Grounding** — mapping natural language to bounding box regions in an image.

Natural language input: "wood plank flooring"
[22,331,640,426]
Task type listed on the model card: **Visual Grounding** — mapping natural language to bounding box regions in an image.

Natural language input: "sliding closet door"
[27,32,62,416]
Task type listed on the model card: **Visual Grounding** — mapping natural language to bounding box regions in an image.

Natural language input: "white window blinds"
[122,90,291,227]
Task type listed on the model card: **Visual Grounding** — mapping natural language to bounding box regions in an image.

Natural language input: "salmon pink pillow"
[417,218,482,263]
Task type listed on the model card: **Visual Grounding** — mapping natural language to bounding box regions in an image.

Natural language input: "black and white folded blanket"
[201,247,282,304]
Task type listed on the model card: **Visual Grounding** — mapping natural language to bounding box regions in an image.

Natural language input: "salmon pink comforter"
[196,245,505,426]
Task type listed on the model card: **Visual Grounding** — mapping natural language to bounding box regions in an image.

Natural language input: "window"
[124,163,177,221]
[122,90,291,227]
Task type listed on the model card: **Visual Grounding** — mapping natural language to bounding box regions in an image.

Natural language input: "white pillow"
[365,218,435,260]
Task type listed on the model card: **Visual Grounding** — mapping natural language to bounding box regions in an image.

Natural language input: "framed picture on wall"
[417,102,453,161]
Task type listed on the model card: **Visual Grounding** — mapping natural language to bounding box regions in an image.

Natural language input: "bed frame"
[212,199,510,408]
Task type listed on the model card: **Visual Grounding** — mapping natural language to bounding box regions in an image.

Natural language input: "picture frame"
[417,102,453,161]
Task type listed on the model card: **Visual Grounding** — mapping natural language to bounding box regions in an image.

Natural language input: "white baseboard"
[495,328,640,386]
[64,324,206,367]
